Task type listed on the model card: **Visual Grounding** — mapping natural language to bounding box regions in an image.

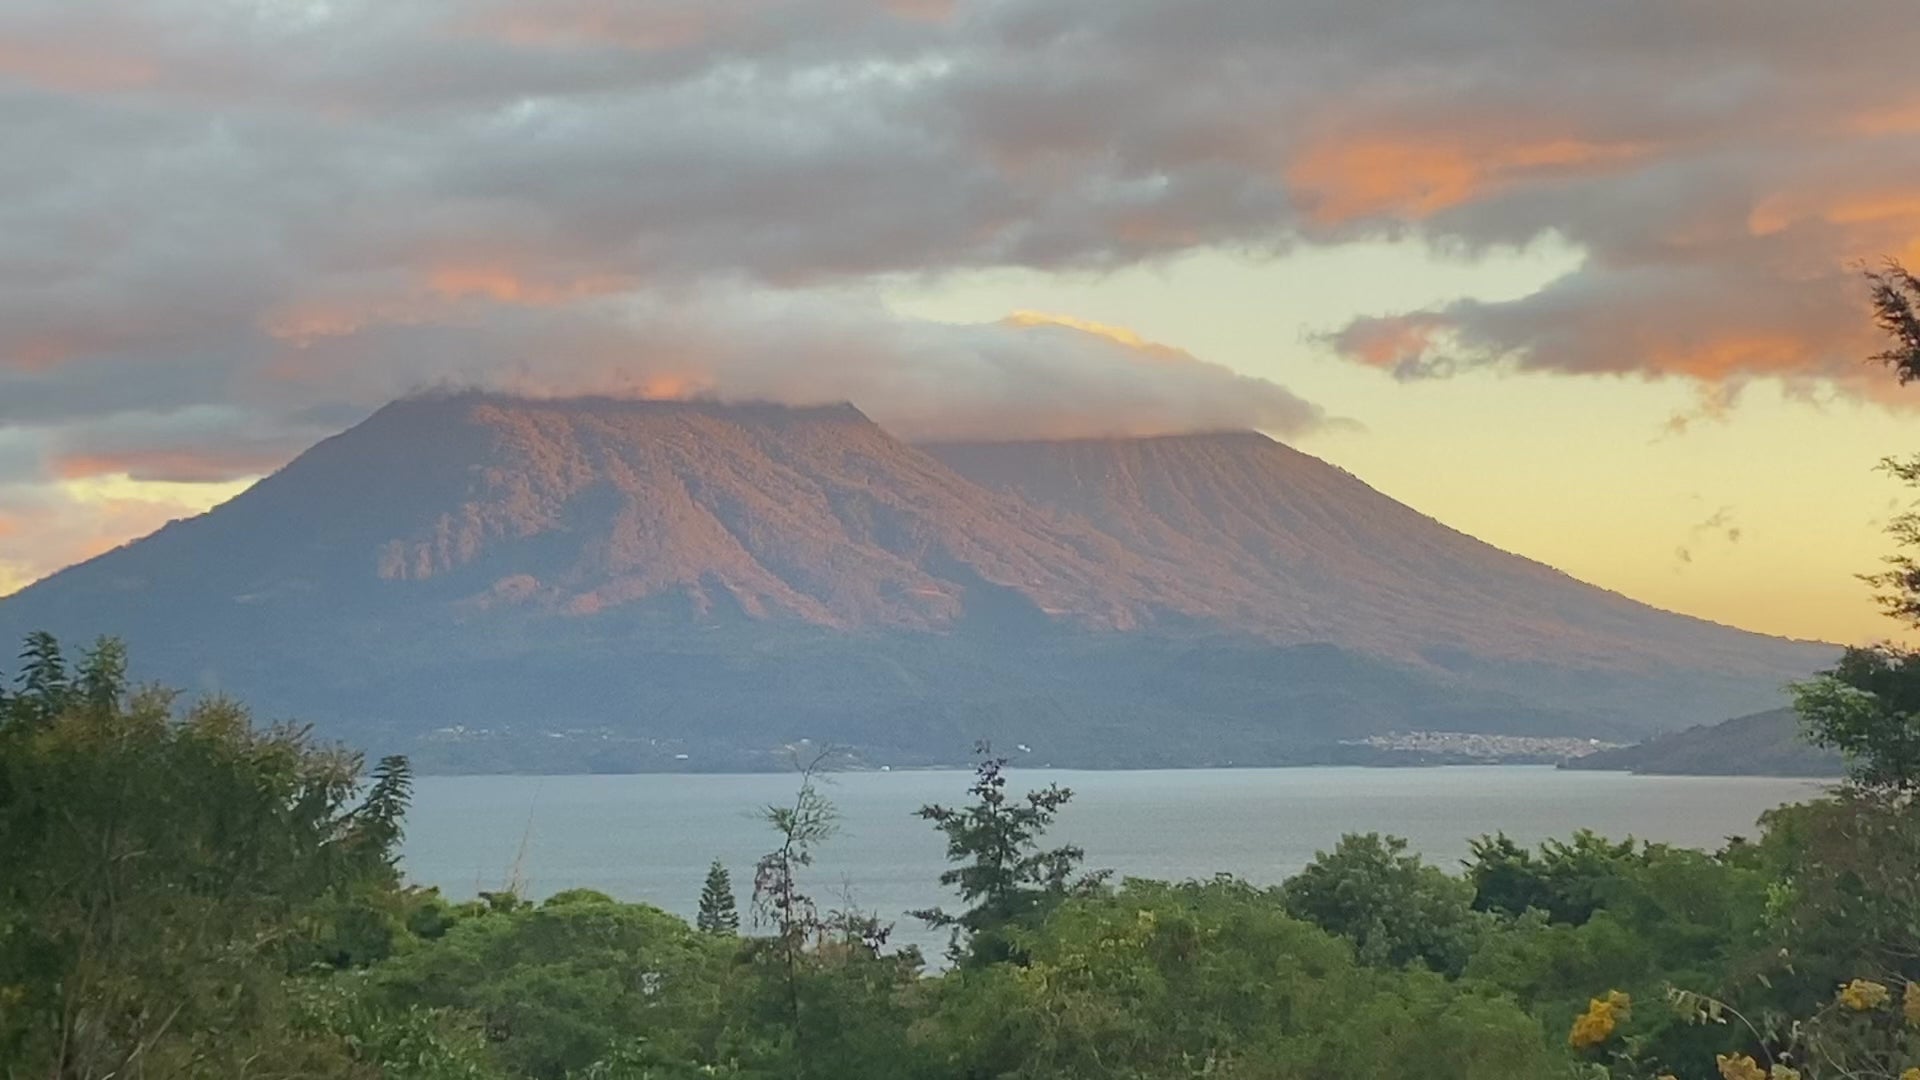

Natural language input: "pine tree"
[912,743,1105,965]
[696,859,738,934]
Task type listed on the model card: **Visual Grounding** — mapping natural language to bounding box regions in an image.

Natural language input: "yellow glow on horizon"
[0,473,260,599]
[56,473,258,509]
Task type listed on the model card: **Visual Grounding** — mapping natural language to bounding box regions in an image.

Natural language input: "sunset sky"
[1,1,1918,645]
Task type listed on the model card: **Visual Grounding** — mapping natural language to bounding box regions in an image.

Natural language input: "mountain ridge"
[922,432,1823,670]
[0,393,1836,770]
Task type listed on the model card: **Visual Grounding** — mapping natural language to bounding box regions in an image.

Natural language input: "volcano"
[0,393,1831,770]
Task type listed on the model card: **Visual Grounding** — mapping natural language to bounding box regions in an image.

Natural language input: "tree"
[751,750,839,1071]
[697,860,739,935]
[368,892,737,1079]
[1867,260,1920,384]
[1281,832,1482,975]
[74,635,127,713]
[0,632,420,1077]
[1792,261,1920,791]
[753,752,837,948]
[6,629,71,728]
[1466,830,1649,924]
[912,745,1104,966]
[1794,648,1920,790]
[919,878,1554,1080]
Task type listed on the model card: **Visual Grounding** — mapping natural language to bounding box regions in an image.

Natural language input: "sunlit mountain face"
[0,394,1830,771]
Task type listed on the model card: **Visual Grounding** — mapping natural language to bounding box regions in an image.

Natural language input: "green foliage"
[15,622,1920,1079]
[1467,829,1652,924]
[368,892,740,1080]
[912,747,1104,965]
[1281,832,1483,974]
[697,861,740,935]
[1795,647,1920,790]
[1459,837,1774,1075]
[1757,789,1920,1001]
[0,632,420,1077]
[752,756,837,948]
[293,977,507,1080]
[920,878,1553,1079]
[12,630,71,722]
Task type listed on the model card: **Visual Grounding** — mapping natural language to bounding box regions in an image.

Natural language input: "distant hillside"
[1565,708,1844,777]
[0,394,1837,771]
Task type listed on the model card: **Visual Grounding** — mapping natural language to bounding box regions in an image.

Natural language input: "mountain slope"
[1565,708,1843,777]
[923,432,1818,671]
[18,395,1182,632]
[923,433,1829,727]
[0,396,1835,769]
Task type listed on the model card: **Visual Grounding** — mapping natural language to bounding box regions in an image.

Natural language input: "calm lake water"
[401,766,1825,956]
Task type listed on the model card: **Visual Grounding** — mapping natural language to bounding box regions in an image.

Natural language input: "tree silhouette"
[696,860,739,934]
[912,743,1104,965]
[1796,261,1920,789]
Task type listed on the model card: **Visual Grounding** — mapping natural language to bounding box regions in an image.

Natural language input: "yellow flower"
[1568,991,1631,1049]
[1769,1066,1801,1080]
[1716,1054,1766,1080]
[1839,978,1891,1011]
[1906,981,1920,1027]
[1902,1069,1920,1080]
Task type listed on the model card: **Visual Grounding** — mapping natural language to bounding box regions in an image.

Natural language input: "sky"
[1,1,1918,645]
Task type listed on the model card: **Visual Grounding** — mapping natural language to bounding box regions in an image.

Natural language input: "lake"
[401,766,1826,956]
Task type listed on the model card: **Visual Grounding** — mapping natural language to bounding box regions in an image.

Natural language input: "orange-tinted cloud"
[1002,311,1192,363]
[1333,283,1868,388]
[51,448,279,485]
[1288,135,1652,226]
[1850,100,1920,136]
[6,0,1920,519]
[1644,333,1814,381]
[1750,189,1920,236]
[261,303,380,345]
[634,373,705,400]
[425,264,631,306]
[1327,314,1454,375]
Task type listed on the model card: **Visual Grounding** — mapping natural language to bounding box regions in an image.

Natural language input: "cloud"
[3,0,1913,401]
[1675,505,1743,568]
[259,288,1333,442]
[0,0,1917,585]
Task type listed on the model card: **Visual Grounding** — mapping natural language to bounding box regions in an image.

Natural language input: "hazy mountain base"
[1565,707,1844,778]
[115,612,1790,774]
[0,568,1806,774]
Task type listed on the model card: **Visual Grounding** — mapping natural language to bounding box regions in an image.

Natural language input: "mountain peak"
[0,396,1832,765]
[365,390,877,431]
[12,390,1170,633]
